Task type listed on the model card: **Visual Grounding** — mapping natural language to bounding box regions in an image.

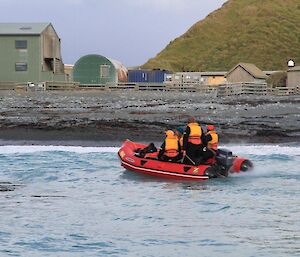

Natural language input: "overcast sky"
[0,0,227,67]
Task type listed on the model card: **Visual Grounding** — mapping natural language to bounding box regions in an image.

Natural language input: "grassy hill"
[142,0,300,71]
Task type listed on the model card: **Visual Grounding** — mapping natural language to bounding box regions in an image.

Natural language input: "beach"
[0,90,299,146]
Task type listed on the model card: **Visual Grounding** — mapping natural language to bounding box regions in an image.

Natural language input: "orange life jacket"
[206,130,218,151]
[164,136,179,157]
[188,122,202,145]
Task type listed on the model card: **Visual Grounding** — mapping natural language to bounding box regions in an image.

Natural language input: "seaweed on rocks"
[0,91,299,144]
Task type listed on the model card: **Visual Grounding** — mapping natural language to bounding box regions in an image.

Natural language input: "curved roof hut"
[73,54,127,84]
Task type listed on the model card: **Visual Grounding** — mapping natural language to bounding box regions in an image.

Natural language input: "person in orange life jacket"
[182,117,205,165]
[158,130,182,162]
[202,124,219,162]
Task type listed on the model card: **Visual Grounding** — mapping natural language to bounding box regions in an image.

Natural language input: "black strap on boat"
[184,166,191,172]
[141,160,148,166]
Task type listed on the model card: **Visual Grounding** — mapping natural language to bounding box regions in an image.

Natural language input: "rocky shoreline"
[0,90,299,146]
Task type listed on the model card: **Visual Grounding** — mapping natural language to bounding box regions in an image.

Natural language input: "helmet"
[206,124,215,131]
[175,127,184,134]
[165,130,175,137]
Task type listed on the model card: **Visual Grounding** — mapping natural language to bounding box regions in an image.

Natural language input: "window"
[165,75,172,81]
[15,40,27,49]
[100,65,110,78]
[15,62,27,71]
[44,58,54,71]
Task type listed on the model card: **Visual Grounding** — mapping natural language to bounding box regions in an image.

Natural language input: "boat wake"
[0,145,118,154]
[0,144,298,156]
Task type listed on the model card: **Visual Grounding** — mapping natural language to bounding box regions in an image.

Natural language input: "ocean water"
[0,144,299,257]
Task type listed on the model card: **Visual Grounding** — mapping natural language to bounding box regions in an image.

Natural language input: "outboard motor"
[214,148,234,177]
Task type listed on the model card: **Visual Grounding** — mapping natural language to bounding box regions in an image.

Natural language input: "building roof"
[0,23,51,35]
[287,66,300,72]
[73,54,128,82]
[173,72,203,76]
[263,70,284,75]
[200,71,227,76]
[64,64,74,67]
[226,63,267,79]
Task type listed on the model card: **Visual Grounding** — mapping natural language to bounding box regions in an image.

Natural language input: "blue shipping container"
[128,70,171,83]
[128,70,147,83]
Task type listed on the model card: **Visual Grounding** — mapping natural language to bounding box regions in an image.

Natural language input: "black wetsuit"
[183,126,205,165]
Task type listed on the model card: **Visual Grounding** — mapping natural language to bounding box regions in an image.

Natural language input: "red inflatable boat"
[118,140,253,180]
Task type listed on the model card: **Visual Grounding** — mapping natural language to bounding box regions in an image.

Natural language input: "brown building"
[165,71,226,85]
[287,66,300,87]
[226,63,267,83]
[200,71,226,85]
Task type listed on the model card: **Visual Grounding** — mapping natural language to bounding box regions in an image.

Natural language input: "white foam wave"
[0,145,119,154]
[222,144,300,157]
[0,144,298,156]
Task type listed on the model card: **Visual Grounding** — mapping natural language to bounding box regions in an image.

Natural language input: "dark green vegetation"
[143,0,300,72]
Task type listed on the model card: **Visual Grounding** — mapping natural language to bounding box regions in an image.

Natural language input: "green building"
[73,54,127,84]
[0,22,65,84]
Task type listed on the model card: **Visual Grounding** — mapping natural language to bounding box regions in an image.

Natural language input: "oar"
[181,154,196,166]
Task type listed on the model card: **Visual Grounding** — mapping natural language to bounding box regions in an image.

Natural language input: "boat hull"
[118,140,252,180]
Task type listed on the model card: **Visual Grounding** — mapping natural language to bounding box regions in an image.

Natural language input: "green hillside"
[143,0,300,71]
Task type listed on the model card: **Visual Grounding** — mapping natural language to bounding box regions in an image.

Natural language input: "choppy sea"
[0,144,299,257]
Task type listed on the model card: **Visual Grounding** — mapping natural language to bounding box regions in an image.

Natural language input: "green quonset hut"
[0,22,65,84]
[73,54,127,84]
